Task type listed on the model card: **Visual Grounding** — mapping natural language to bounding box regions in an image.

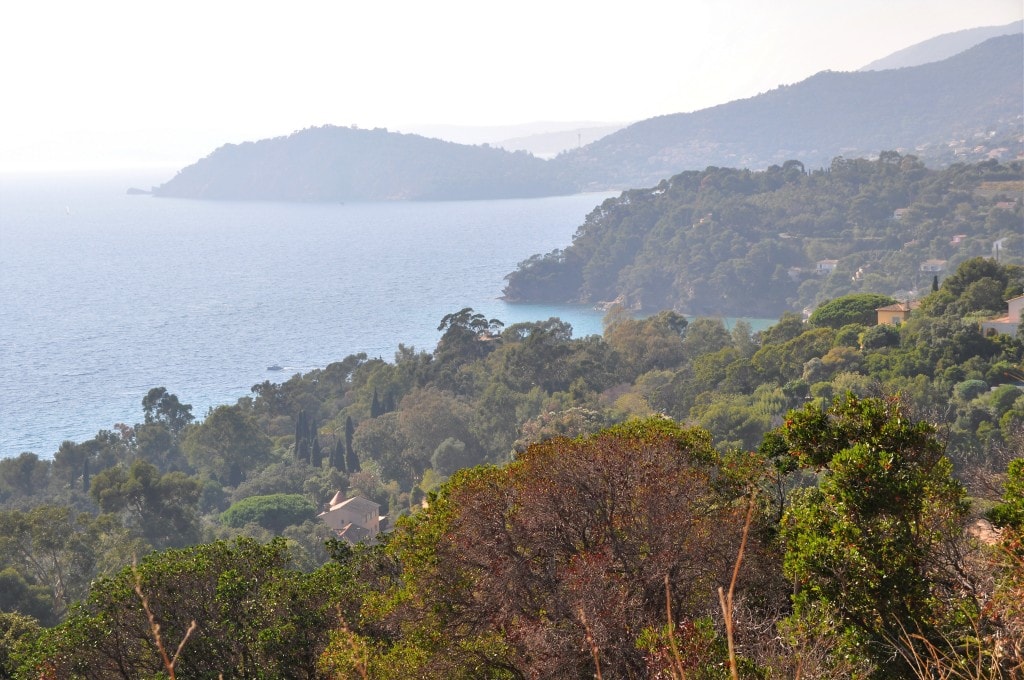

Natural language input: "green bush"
[221,493,316,532]
[809,294,895,329]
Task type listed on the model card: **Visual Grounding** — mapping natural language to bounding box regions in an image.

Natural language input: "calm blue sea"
[0,173,773,459]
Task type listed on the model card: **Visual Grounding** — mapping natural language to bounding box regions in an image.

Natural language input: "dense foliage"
[505,155,1023,316]
[1,176,1023,676]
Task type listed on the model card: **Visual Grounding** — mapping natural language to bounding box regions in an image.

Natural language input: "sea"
[0,173,772,459]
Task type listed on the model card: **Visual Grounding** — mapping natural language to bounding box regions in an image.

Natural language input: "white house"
[815,259,838,275]
[981,295,1024,338]
[919,259,947,273]
[318,492,382,544]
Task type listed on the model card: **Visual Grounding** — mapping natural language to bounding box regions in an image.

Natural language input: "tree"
[17,538,347,679]
[0,506,101,621]
[988,458,1024,529]
[681,316,731,359]
[380,418,776,677]
[429,438,474,477]
[808,293,896,329]
[134,422,188,472]
[141,387,194,435]
[0,568,54,625]
[182,406,272,486]
[778,394,972,677]
[89,460,202,549]
[220,494,316,533]
[433,307,504,370]
[0,453,49,500]
[858,322,900,350]
[352,413,410,486]
[604,310,687,378]
[0,612,41,678]
[397,387,479,473]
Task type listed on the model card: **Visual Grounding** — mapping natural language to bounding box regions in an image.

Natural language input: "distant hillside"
[860,21,1022,71]
[153,35,1021,203]
[551,35,1023,190]
[152,126,573,202]
[496,124,627,159]
[504,155,1024,317]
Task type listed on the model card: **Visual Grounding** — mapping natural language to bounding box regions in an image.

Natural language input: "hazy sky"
[1,0,1021,172]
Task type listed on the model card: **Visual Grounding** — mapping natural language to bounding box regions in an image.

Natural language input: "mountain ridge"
[551,34,1023,189]
[860,20,1022,71]
[152,34,1023,202]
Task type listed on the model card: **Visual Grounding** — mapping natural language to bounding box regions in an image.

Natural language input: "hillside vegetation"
[1,254,1023,676]
[504,155,1023,316]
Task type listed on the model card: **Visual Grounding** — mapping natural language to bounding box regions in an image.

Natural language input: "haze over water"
[0,173,618,459]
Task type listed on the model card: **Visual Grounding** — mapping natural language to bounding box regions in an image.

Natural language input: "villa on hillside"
[981,295,1024,338]
[919,259,947,273]
[876,300,921,326]
[318,492,384,544]
[815,259,838,275]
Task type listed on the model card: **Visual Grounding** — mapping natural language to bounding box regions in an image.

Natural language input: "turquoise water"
[0,174,619,458]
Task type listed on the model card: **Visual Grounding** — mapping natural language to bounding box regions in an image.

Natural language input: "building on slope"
[318,492,384,544]
[981,294,1024,338]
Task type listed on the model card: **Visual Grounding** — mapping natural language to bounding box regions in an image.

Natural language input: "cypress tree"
[294,410,307,461]
[311,436,323,469]
[308,416,318,450]
[932,274,939,292]
[333,438,346,472]
[370,389,381,418]
[346,446,361,473]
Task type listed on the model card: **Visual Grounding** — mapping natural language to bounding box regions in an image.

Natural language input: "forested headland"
[504,155,1024,317]
[1,251,1023,676]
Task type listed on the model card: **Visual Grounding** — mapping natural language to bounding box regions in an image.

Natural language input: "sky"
[0,0,1021,173]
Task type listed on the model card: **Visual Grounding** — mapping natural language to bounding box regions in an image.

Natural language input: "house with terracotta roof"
[876,300,921,326]
[318,492,383,544]
[981,295,1024,338]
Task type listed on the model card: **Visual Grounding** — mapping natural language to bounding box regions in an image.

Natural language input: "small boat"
[267,364,283,371]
